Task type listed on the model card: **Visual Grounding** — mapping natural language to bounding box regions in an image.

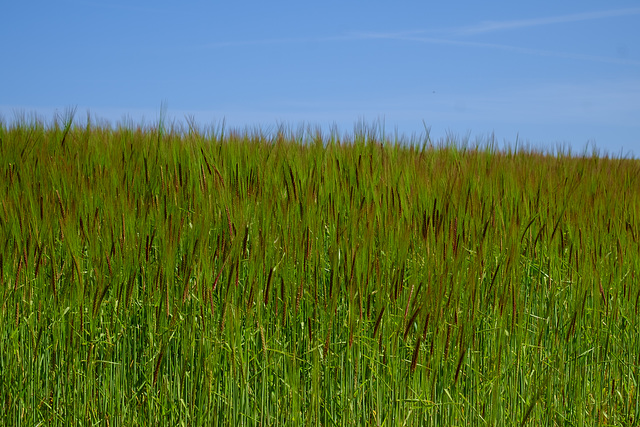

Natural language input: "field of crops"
[1,115,639,425]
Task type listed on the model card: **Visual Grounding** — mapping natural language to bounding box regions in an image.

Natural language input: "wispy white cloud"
[195,7,640,67]
[69,0,167,14]
[451,7,640,35]
[359,33,640,66]
[205,7,640,47]
[198,35,353,49]
[345,28,640,66]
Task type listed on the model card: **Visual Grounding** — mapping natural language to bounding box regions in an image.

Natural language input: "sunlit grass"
[1,113,639,425]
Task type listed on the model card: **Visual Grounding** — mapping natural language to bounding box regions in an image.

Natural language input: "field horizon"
[3,108,635,161]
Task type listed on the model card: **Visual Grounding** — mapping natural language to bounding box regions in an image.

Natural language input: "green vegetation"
[1,114,639,426]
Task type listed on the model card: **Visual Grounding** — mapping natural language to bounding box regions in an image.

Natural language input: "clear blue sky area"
[2,1,639,157]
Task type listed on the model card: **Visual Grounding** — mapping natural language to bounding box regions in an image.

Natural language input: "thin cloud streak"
[70,0,166,14]
[352,32,640,66]
[397,36,640,66]
[199,35,352,49]
[190,7,640,68]
[452,7,640,35]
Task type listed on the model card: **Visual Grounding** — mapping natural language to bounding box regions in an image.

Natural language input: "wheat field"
[1,115,639,425]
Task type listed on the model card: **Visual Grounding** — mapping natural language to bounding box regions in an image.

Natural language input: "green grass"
[1,114,639,426]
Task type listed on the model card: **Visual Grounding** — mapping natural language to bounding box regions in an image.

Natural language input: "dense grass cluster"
[1,115,639,425]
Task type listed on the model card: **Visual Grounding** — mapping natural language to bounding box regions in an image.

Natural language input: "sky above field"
[2,0,639,157]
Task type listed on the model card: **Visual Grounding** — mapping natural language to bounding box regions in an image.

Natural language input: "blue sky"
[2,0,639,157]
